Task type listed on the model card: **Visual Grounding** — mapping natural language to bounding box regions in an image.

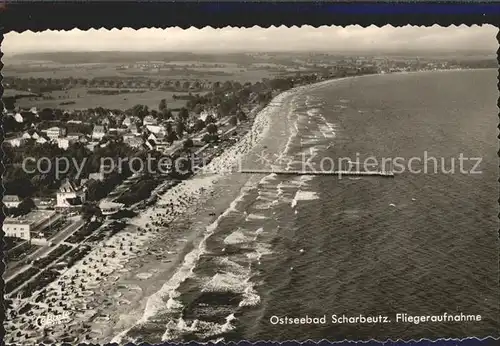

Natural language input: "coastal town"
[2,48,496,344]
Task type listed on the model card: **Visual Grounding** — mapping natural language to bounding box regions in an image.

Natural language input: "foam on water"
[245,214,269,221]
[202,272,249,293]
[162,313,237,341]
[291,190,319,208]
[239,285,261,307]
[224,229,253,245]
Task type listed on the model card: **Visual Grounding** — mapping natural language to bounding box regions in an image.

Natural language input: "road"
[7,219,112,299]
[28,217,85,260]
[5,217,85,282]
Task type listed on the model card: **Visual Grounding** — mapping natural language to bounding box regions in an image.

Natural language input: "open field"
[3,89,37,98]
[2,57,287,111]
[14,88,198,110]
[3,55,287,82]
[4,64,281,83]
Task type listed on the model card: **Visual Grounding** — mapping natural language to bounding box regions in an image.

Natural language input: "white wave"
[163,313,236,341]
[239,285,261,307]
[223,229,252,245]
[259,173,278,184]
[300,175,314,183]
[277,183,285,196]
[307,108,322,117]
[202,272,248,293]
[131,197,237,328]
[296,190,319,201]
[245,213,269,221]
[291,190,319,208]
[166,296,183,310]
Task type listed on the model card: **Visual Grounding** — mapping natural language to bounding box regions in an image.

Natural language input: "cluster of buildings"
[2,175,98,245]
[3,172,128,244]
[5,106,218,155]
[3,107,220,244]
[3,209,62,244]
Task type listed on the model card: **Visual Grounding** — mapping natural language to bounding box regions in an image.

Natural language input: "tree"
[178,108,189,122]
[183,138,194,150]
[165,122,173,134]
[175,121,185,138]
[205,114,216,124]
[159,99,167,112]
[81,203,102,222]
[170,154,192,180]
[130,104,149,121]
[13,198,36,216]
[194,119,205,132]
[159,109,173,121]
[237,110,248,121]
[193,104,203,115]
[206,123,218,135]
[39,108,55,121]
[166,131,178,144]
[202,133,212,143]
[229,116,238,127]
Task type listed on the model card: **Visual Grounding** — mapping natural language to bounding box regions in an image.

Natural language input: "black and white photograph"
[2,25,499,344]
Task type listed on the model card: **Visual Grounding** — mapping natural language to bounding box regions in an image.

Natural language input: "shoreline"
[5,67,481,344]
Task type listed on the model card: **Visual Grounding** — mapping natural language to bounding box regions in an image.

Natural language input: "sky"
[3,25,497,54]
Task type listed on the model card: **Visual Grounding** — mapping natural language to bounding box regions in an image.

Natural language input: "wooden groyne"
[238,169,395,177]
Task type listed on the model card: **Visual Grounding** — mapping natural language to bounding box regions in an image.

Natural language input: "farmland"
[3,57,284,82]
[3,52,301,111]
[14,88,198,111]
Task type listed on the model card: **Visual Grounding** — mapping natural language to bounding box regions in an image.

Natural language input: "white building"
[99,201,125,216]
[130,124,139,135]
[143,115,157,126]
[67,132,84,142]
[6,137,24,147]
[57,138,70,150]
[14,113,24,123]
[86,141,99,152]
[3,195,21,208]
[3,210,57,241]
[146,125,166,134]
[56,179,86,211]
[88,171,105,181]
[122,116,133,128]
[92,125,106,140]
[33,197,56,210]
[124,135,144,149]
[45,126,65,140]
[36,136,49,145]
[148,133,169,152]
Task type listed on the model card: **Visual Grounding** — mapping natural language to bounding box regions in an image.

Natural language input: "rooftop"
[4,210,56,225]
[99,201,125,209]
[3,195,20,202]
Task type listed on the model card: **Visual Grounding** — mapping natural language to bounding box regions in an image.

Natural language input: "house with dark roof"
[56,179,86,211]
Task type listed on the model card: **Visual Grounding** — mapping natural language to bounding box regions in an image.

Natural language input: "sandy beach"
[5,77,352,345]
[4,89,289,344]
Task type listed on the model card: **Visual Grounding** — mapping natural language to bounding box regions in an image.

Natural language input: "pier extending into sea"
[238,169,395,177]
